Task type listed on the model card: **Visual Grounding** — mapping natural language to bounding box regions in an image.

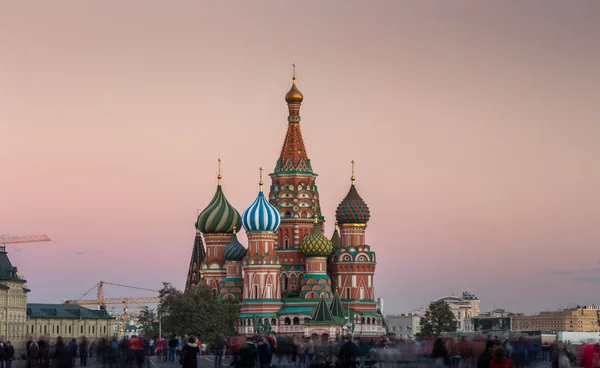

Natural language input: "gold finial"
[200,271,204,279]
[314,215,318,224]
[233,226,237,235]
[351,160,356,185]
[293,63,296,81]
[259,167,264,192]
[335,222,339,231]
[217,158,222,185]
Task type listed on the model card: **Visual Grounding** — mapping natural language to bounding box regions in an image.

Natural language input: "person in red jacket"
[491,347,513,368]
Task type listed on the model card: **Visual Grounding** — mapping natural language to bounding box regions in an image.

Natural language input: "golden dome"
[285,77,304,104]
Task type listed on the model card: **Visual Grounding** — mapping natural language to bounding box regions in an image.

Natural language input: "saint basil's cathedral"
[186,72,386,338]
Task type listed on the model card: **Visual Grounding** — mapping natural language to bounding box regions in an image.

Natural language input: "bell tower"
[269,66,323,296]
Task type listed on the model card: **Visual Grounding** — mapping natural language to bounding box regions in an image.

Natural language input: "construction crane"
[63,281,161,336]
[63,281,160,310]
[0,234,51,250]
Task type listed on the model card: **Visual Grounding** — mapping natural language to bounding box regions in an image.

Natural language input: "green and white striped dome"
[196,183,241,234]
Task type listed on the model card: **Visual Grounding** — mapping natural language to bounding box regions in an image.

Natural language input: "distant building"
[478,309,519,318]
[26,303,114,342]
[471,317,512,332]
[0,245,115,354]
[512,306,600,333]
[386,314,421,339]
[465,309,522,333]
[0,246,29,350]
[123,320,138,338]
[435,292,480,332]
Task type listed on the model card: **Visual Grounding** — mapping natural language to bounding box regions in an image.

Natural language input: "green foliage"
[416,300,458,338]
[137,308,159,339]
[157,282,240,342]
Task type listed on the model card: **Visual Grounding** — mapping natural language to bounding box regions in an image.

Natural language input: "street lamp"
[153,313,162,340]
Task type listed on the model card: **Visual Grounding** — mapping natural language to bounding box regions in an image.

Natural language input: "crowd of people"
[16,334,600,368]
[23,335,152,368]
[222,334,600,368]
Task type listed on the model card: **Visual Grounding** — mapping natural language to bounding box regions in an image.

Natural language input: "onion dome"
[300,218,334,258]
[335,161,371,224]
[223,228,247,262]
[285,70,303,104]
[195,160,242,234]
[242,168,281,233]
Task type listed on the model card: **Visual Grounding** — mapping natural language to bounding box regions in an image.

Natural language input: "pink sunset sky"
[1,1,599,315]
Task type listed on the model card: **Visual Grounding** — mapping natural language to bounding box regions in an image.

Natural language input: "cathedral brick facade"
[188,70,385,338]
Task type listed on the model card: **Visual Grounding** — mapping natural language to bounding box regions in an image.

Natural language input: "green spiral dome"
[196,184,242,234]
[300,221,334,258]
[223,230,247,262]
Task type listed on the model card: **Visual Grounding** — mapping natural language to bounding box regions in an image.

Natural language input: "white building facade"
[386,314,421,339]
[436,292,480,332]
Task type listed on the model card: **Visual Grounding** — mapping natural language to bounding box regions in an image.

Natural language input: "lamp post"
[154,313,162,340]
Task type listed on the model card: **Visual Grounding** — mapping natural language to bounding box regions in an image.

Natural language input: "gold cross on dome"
[217,158,222,184]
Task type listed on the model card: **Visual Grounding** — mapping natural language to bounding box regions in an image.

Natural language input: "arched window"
[254,285,259,298]
[361,317,365,324]
[367,317,371,325]
[284,317,291,325]
[281,274,288,291]
[285,211,292,217]
[290,274,297,286]
[271,318,277,326]
[283,237,289,249]
[293,317,300,325]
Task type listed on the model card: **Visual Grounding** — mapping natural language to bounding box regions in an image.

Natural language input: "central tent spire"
[274,65,313,174]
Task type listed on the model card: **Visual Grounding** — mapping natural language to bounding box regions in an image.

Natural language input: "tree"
[137,308,159,339]
[416,300,458,338]
[157,282,240,342]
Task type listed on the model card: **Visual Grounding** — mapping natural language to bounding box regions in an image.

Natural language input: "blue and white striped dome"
[242,191,281,233]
